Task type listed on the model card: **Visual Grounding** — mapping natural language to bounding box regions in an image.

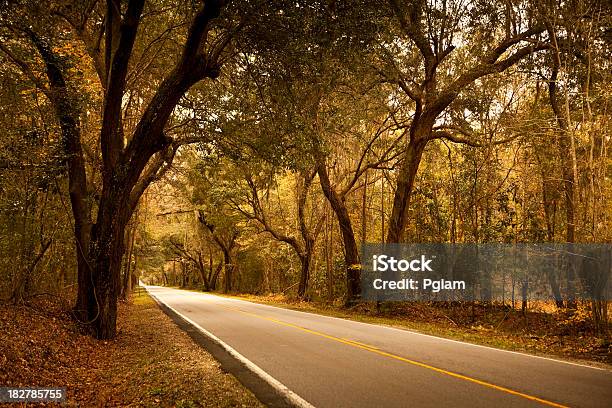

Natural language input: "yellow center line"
[217,302,568,408]
[340,338,380,350]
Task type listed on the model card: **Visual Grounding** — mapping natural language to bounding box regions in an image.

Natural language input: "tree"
[197,210,239,292]
[234,0,400,302]
[379,0,552,242]
[237,169,323,298]
[1,0,233,338]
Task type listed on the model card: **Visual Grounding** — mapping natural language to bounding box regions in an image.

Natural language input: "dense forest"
[0,0,610,342]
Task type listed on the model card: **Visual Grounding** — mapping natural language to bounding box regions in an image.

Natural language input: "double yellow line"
[218,302,568,408]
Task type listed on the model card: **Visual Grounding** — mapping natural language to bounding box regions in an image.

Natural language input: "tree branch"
[388,0,434,63]
[0,42,50,97]
[100,0,145,174]
[129,142,177,213]
[429,128,521,147]
[431,40,550,116]
[244,175,303,254]
[121,0,227,194]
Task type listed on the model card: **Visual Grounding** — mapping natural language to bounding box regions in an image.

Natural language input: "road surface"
[144,286,612,408]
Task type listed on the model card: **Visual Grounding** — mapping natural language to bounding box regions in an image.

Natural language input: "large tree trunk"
[67,144,93,322]
[210,262,222,291]
[88,187,132,339]
[325,208,334,300]
[297,252,312,298]
[88,158,147,338]
[197,253,210,291]
[121,216,136,300]
[316,162,360,304]
[361,171,368,243]
[296,172,316,299]
[72,183,93,321]
[386,137,427,243]
[223,249,233,293]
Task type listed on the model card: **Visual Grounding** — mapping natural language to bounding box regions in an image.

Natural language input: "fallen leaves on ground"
[0,291,263,407]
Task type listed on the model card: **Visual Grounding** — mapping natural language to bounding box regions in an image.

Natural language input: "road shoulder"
[0,290,263,407]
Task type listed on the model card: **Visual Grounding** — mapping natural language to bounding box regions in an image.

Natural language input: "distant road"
[145,286,612,408]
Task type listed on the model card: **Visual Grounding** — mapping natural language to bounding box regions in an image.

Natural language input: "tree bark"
[361,171,368,244]
[210,261,222,291]
[386,137,427,243]
[88,193,133,338]
[121,214,137,300]
[197,252,210,291]
[222,248,233,293]
[316,161,360,304]
[296,172,317,298]
[297,253,312,299]
[325,207,334,300]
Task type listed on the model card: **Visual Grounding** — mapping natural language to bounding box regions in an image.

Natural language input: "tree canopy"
[0,0,610,338]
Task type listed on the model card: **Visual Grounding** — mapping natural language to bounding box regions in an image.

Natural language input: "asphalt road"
[144,286,612,408]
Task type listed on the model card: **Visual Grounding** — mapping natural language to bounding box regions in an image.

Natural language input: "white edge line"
[144,286,315,408]
[208,291,610,372]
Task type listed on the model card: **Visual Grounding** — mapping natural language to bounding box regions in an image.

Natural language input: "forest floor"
[0,289,262,407]
[223,293,612,367]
